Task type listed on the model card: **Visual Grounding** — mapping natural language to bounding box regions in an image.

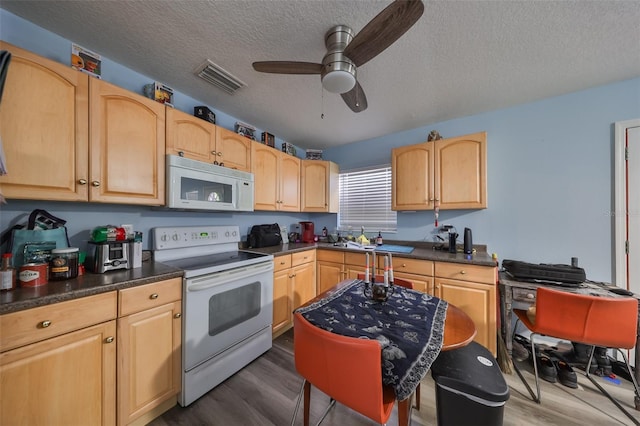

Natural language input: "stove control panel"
[152,225,240,250]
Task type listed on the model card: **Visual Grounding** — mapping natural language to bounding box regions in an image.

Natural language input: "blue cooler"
[431,341,510,426]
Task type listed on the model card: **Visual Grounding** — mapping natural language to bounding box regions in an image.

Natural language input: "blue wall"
[2,9,639,282]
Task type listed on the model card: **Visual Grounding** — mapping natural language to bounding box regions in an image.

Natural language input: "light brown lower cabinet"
[0,292,118,426]
[117,278,182,426]
[0,278,183,426]
[272,250,316,337]
[434,262,497,356]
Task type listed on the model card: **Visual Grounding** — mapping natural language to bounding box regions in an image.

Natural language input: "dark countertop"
[247,240,497,267]
[1,262,183,315]
[2,242,495,315]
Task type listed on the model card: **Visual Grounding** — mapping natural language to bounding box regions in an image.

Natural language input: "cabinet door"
[0,41,89,201]
[292,261,316,310]
[436,132,487,209]
[117,301,181,426]
[301,160,329,212]
[316,261,344,294]
[252,143,280,210]
[89,78,165,205]
[272,268,292,335]
[279,153,301,211]
[435,278,496,355]
[0,320,116,426]
[393,271,434,295]
[392,142,434,210]
[166,108,216,162]
[215,127,252,172]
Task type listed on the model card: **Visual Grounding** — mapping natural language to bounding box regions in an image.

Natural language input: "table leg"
[398,396,410,426]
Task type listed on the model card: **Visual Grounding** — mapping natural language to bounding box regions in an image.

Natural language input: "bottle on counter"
[0,253,17,291]
[376,231,383,246]
[322,227,328,237]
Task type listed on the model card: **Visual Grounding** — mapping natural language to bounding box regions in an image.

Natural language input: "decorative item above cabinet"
[392,131,487,211]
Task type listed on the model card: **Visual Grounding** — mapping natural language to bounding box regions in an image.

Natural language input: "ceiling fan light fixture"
[322,69,356,94]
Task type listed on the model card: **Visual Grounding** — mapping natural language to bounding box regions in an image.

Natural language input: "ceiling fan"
[252,0,424,113]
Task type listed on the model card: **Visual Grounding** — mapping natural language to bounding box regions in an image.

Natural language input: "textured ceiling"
[2,0,640,150]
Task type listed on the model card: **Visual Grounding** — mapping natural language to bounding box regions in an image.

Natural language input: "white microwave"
[166,155,254,212]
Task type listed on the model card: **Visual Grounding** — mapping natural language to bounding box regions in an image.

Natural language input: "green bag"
[1,209,70,268]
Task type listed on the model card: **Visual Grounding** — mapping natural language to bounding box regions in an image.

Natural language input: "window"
[338,165,397,232]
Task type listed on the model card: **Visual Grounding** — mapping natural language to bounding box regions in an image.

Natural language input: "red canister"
[18,263,49,287]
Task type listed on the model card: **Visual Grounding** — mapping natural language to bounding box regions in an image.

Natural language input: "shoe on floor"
[594,347,613,376]
[535,352,557,383]
[512,339,530,362]
[554,358,578,389]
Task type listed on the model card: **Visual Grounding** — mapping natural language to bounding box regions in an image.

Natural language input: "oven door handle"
[187,261,274,292]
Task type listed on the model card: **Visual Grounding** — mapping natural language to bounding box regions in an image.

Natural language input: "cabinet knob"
[428,197,434,201]
[105,336,115,344]
[40,320,52,328]
[460,270,466,275]
[217,152,223,157]
[526,293,535,299]
[92,181,100,187]
[78,179,87,185]
[402,263,407,268]
[150,293,159,299]
[174,313,182,319]
[178,151,185,157]
[211,150,216,155]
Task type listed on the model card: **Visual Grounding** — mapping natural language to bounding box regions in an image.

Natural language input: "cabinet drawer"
[435,262,495,284]
[344,252,368,266]
[393,258,434,276]
[0,291,117,352]
[316,249,344,263]
[292,249,315,267]
[274,254,292,272]
[119,278,182,317]
[513,287,537,302]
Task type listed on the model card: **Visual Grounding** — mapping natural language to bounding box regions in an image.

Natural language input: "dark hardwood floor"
[149,330,640,426]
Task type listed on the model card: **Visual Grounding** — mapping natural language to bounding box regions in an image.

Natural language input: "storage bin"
[431,341,510,426]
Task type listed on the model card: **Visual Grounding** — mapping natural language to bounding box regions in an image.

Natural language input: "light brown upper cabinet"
[301,160,339,213]
[252,142,300,211]
[89,78,165,205]
[0,41,89,201]
[0,41,165,205]
[392,132,487,211]
[166,108,251,172]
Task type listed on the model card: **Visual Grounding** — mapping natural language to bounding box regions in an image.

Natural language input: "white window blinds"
[338,166,397,232]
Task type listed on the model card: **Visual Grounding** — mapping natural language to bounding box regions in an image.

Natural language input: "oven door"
[183,260,273,371]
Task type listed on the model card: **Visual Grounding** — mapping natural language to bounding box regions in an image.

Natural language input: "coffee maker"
[299,221,315,243]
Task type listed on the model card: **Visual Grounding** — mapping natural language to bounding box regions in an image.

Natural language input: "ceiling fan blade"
[343,0,424,67]
[252,61,322,74]
[341,81,368,113]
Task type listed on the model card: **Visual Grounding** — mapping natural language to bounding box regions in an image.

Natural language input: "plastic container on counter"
[49,247,79,281]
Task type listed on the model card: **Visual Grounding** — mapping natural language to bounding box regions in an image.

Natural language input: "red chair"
[356,274,421,409]
[291,311,417,426]
[513,287,639,423]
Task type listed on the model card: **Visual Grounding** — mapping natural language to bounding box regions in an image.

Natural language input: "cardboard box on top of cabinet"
[194,106,216,124]
[143,81,174,107]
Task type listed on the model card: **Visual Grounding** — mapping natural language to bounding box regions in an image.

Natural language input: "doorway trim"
[614,118,640,289]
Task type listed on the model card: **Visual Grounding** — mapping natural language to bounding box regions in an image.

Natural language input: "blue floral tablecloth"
[295,279,448,400]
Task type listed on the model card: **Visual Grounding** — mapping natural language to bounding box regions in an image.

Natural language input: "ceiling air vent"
[196,60,246,94]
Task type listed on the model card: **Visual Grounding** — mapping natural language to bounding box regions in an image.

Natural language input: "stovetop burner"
[152,225,273,278]
[161,250,270,275]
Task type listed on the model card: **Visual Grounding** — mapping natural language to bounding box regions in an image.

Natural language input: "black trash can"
[431,341,510,426]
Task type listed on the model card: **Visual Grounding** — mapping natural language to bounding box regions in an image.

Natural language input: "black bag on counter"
[502,259,586,286]
[248,224,282,248]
